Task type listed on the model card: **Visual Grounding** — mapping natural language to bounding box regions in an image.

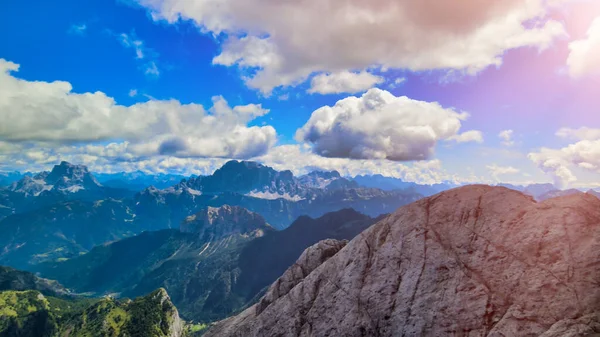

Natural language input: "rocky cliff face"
[180,205,273,241]
[206,185,600,336]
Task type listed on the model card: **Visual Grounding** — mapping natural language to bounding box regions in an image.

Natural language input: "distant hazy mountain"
[0,199,137,267]
[587,189,600,199]
[0,160,422,270]
[0,171,29,187]
[36,207,379,322]
[352,174,454,196]
[95,171,189,191]
[135,160,422,229]
[6,162,133,206]
[537,188,584,201]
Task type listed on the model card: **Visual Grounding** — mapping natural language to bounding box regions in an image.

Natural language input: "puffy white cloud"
[0,59,276,159]
[499,129,515,146]
[137,0,566,93]
[567,17,600,78]
[528,138,600,188]
[556,127,600,141]
[486,164,520,181]
[308,71,384,95]
[295,88,477,161]
[447,130,484,144]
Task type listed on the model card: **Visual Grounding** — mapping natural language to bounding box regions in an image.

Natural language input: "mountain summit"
[9,161,102,196]
[181,205,273,240]
[206,185,600,336]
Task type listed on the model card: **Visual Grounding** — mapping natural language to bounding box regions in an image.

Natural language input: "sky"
[1,0,600,187]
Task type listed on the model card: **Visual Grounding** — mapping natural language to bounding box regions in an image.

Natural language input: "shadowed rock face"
[206,185,600,337]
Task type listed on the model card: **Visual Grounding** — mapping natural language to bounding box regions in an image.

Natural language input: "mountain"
[135,160,422,229]
[35,208,379,322]
[0,288,184,337]
[0,199,137,268]
[235,208,382,301]
[206,185,600,336]
[9,161,101,196]
[0,265,69,297]
[0,171,28,187]
[0,189,26,221]
[588,189,600,199]
[522,183,556,199]
[35,206,273,322]
[95,171,189,191]
[7,161,132,203]
[0,160,421,270]
[352,174,453,196]
[537,188,584,201]
[180,205,273,239]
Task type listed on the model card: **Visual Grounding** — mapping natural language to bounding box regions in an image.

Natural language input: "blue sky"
[1,0,600,187]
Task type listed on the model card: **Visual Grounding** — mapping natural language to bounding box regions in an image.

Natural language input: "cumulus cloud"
[528,137,600,188]
[447,130,484,144]
[499,129,515,146]
[136,0,566,93]
[0,59,276,159]
[529,129,600,188]
[486,164,520,181]
[295,88,479,161]
[556,127,600,141]
[567,17,600,78]
[308,71,384,95]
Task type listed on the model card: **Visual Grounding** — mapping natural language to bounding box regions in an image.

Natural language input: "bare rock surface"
[205,185,600,337]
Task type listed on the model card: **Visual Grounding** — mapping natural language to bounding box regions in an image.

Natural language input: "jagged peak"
[181,205,272,238]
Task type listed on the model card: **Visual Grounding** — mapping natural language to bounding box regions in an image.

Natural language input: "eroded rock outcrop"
[206,185,600,336]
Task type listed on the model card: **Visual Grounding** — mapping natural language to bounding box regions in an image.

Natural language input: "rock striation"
[206,185,600,337]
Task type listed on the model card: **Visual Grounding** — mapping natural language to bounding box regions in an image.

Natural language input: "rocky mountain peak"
[46,161,101,188]
[206,185,600,336]
[180,205,273,240]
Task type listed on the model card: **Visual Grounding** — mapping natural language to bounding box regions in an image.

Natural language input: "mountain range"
[0,161,422,269]
[3,160,600,335]
[34,207,380,322]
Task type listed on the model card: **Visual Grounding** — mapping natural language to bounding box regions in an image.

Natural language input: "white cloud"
[567,17,600,78]
[556,127,600,141]
[528,139,600,188]
[255,144,484,185]
[137,0,566,93]
[295,88,477,161]
[119,33,145,59]
[117,32,161,77]
[388,77,407,89]
[68,24,87,35]
[308,71,384,95]
[447,130,484,144]
[486,164,520,181]
[144,61,160,77]
[499,129,515,146]
[0,59,276,159]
